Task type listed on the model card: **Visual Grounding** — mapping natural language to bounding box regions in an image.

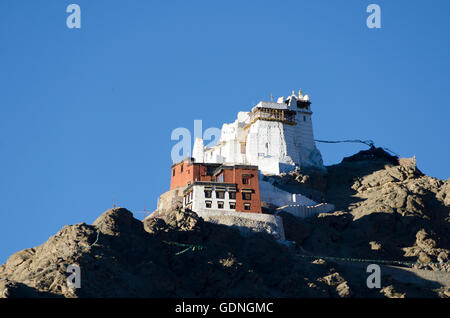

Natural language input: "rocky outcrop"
[0,208,332,298]
[0,148,448,298]
[279,148,450,272]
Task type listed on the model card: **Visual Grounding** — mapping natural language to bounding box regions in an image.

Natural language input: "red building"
[170,158,262,214]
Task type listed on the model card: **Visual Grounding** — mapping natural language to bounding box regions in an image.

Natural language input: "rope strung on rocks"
[162,240,206,256]
[297,254,448,271]
[315,139,375,147]
[75,221,104,252]
[315,139,400,158]
[88,223,102,248]
[86,217,106,249]
[381,147,400,157]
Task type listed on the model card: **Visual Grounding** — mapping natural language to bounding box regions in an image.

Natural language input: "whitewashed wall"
[187,184,237,213]
[277,203,335,218]
[193,99,323,174]
[258,176,318,207]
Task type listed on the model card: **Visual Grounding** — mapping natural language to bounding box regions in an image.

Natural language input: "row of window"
[173,164,188,176]
[204,190,251,200]
[185,192,251,205]
[205,200,235,210]
[205,201,251,210]
[204,190,234,199]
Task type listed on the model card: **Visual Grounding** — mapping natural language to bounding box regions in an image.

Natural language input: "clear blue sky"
[0,0,449,264]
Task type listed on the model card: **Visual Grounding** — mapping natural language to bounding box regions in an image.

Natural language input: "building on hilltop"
[151,90,333,229]
[192,90,324,175]
[171,158,262,213]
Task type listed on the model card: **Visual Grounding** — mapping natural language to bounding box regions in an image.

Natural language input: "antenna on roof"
[270,92,274,102]
[113,198,116,209]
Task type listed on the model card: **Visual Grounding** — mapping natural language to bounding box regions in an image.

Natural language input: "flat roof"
[171,159,258,171]
[251,101,288,112]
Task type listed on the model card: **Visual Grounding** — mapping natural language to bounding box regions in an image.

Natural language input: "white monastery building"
[155,89,335,226]
[193,90,324,175]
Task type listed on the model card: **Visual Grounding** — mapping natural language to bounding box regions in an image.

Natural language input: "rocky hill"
[274,148,449,271]
[1,148,449,298]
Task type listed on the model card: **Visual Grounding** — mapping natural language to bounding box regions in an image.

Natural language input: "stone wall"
[277,203,335,218]
[156,186,185,215]
[195,210,286,241]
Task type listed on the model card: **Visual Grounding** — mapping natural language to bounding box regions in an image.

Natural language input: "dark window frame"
[216,190,225,199]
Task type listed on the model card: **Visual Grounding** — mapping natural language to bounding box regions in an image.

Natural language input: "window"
[229,202,236,210]
[216,191,225,199]
[242,177,249,185]
[242,192,252,200]
[303,116,306,122]
[181,165,183,173]
[204,190,212,198]
[205,201,212,208]
[185,193,192,205]
[216,172,224,183]
[229,191,236,199]
[218,201,224,209]
[244,203,251,211]
[172,169,175,176]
